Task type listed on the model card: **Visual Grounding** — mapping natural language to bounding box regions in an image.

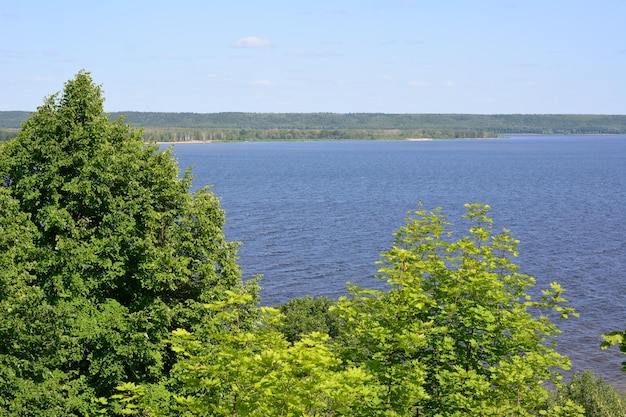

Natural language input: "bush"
[544,370,626,417]
[278,296,341,343]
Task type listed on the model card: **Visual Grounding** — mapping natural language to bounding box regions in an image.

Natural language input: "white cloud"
[234,36,272,48]
[251,80,272,86]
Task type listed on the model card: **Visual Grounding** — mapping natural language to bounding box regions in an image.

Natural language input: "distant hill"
[129,112,626,134]
[0,111,32,129]
[2,111,626,141]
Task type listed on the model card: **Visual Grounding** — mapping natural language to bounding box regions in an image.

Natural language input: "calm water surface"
[167,135,626,389]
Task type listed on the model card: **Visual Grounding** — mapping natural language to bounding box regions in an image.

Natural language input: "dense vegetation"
[1,72,624,416]
[0,71,258,415]
[2,110,625,142]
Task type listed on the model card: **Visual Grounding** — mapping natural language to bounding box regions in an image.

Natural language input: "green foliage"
[139,127,496,141]
[334,203,577,416]
[277,295,342,343]
[111,291,376,416]
[0,71,252,415]
[538,400,585,417]
[601,331,626,372]
[113,204,582,417]
[541,370,626,417]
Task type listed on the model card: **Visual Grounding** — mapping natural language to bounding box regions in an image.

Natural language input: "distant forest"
[2,111,625,142]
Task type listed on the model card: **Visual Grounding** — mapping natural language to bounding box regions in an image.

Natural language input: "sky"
[1,0,625,114]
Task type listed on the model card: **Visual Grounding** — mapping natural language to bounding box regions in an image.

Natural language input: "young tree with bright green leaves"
[334,204,578,416]
[0,71,256,415]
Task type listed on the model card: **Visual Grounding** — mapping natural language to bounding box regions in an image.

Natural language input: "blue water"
[167,135,626,389]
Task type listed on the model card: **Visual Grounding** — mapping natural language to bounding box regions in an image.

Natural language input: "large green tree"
[0,71,254,415]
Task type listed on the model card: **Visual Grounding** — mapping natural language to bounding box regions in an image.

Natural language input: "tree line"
[2,110,625,142]
[1,72,625,416]
[140,127,497,142]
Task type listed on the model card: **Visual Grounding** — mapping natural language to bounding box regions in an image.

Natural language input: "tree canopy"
[0,70,256,415]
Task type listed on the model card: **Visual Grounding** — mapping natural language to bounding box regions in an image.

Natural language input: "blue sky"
[1,0,624,114]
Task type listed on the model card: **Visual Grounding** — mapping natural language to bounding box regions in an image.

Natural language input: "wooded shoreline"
[2,111,625,142]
